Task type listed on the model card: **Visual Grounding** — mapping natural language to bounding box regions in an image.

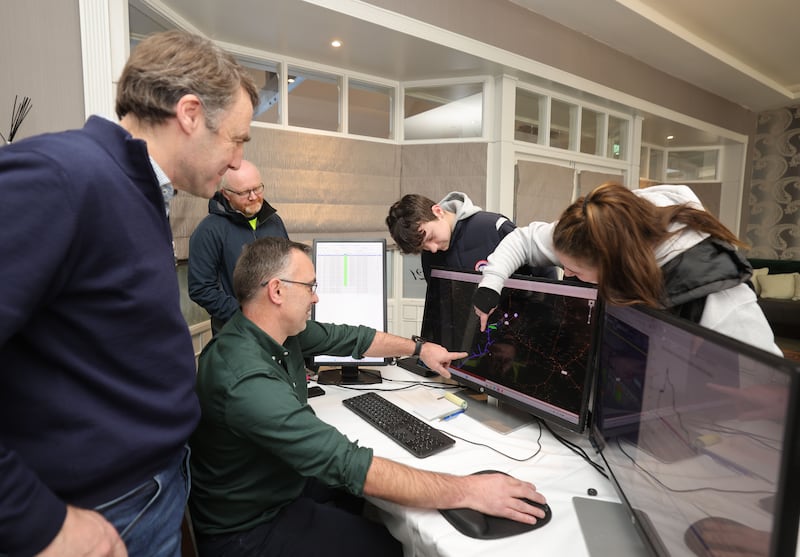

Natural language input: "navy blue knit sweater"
[0,117,199,555]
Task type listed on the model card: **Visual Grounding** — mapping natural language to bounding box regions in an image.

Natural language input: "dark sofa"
[747,258,800,341]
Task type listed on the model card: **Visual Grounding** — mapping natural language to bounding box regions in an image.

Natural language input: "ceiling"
[130,0,800,147]
[510,0,800,113]
[129,0,504,81]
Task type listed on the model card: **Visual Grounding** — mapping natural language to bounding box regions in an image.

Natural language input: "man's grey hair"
[115,30,258,132]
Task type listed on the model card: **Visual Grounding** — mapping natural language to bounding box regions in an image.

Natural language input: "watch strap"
[412,336,426,358]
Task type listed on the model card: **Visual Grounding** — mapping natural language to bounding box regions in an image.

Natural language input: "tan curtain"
[168,128,490,248]
[400,143,487,205]
[684,183,722,219]
[246,128,401,242]
[170,194,209,261]
[578,171,623,197]
[514,161,574,225]
[640,182,722,219]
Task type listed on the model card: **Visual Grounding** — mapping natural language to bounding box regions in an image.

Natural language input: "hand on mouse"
[459,472,547,524]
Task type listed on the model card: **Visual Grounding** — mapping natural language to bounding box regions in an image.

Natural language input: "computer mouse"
[439,470,552,539]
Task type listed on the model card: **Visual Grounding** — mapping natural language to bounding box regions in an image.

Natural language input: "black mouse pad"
[439,470,552,539]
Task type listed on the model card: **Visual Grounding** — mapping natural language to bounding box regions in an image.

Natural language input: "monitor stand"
[317,365,382,386]
[455,389,533,435]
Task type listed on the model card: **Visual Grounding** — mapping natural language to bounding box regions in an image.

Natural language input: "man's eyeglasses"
[224,183,265,198]
[260,278,318,293]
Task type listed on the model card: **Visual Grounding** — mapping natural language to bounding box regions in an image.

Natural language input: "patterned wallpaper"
[745,104,800,260]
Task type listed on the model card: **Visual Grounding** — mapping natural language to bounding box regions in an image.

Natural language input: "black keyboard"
[342,392,456,458]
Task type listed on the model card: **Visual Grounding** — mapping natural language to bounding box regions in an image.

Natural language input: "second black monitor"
[589,303,800,557]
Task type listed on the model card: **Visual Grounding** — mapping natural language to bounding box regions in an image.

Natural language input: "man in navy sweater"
[0,31,258,557]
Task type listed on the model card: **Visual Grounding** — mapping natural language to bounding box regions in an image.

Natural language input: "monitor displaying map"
[422,268,600,432]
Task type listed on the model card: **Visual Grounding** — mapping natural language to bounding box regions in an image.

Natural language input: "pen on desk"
[441,408,465,421]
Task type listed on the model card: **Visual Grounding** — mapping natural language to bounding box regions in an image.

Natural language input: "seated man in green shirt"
[189,237,548,557]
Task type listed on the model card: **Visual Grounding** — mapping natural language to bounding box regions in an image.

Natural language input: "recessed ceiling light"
[666,135,674,140]
[331,39,342,48]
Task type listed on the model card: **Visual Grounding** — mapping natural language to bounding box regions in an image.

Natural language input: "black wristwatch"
[412,335,426,358]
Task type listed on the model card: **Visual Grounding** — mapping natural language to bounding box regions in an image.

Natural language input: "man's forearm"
[362,332,463,378]
[363,456,468,509]
[362,331,415,359]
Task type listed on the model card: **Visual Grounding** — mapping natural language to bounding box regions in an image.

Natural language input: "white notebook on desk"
[394,389,465,421]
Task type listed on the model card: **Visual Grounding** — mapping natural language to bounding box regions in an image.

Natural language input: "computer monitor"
[311,239,389,385]
[586,304,800,557]
[422,268,601,433]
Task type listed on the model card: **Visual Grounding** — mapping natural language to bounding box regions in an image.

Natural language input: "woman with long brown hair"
[473,182,780,355]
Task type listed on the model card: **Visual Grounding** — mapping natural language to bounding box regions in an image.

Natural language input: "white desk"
[309,365,623,557]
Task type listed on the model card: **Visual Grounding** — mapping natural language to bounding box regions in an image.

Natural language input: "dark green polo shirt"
[189,311,376,535]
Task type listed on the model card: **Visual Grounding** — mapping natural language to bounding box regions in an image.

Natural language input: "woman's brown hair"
[553,182,745,307]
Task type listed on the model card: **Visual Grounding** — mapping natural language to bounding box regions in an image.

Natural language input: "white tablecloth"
[309,365,624,557]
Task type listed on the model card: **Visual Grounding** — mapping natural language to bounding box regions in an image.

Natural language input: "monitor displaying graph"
[312,239,388,384]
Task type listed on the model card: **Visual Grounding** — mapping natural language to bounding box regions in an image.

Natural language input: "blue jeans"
[96,446,191,557]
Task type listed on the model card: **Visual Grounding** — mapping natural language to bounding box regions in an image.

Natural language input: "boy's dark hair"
[386,194,438,254]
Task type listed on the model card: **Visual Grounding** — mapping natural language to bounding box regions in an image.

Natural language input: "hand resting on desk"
[449,469,547,524]
[440,470,552,539]
[364,457,547,525]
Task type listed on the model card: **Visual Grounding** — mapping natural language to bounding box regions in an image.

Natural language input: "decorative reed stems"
[1,95,33,145]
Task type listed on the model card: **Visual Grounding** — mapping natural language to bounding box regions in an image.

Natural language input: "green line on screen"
[343,255,348,287]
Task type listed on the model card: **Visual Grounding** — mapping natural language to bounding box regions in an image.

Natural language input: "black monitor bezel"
[590,304,800,557]
[425,267,602,433]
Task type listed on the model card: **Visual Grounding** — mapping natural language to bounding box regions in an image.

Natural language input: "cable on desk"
[613,437,773,496]
[381,375,462,389]
[539,419,608,479]
[333,379,542,461]
[441,421,543,463]
[333,374,463,393]
[335,382,419,393]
